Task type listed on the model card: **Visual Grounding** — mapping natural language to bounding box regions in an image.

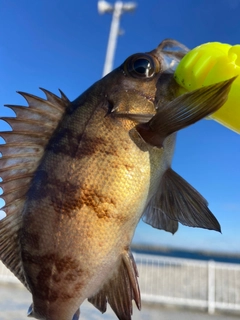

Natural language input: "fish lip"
[160,52,182,72]
[155,51,186,74]
[150,39,190,73]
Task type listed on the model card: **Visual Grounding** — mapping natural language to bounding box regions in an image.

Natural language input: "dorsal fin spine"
[0,88,70,288]
[0,88,70,217]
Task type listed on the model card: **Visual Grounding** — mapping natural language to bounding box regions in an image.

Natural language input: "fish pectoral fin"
[88,250,141,320]
[136,77,235,147]
[142,199,178,234]
[151,168,221,232]
[0,214,29,288]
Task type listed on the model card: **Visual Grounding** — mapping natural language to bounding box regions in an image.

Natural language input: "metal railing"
[1,253,240,314]
[0,261,21,284]
[134,253,240,314]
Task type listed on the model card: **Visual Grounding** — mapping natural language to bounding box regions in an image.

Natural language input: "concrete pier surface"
[0,283,238,320]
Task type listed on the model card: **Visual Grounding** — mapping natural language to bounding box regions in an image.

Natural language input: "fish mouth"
[150,39,191,108]
[152,39,190,73]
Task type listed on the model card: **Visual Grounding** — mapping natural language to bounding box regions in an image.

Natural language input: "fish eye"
[123,54,160,79]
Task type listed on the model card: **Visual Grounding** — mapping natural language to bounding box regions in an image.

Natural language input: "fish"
[0,39,235,320]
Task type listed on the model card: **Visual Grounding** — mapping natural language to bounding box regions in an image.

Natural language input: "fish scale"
[20,90,149,320]
[0,39,235,320]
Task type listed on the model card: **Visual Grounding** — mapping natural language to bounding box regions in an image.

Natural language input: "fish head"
[100,39,189,125]
[101,39,233,148]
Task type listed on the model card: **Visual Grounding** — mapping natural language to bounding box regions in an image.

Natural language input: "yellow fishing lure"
[175,42,240,133]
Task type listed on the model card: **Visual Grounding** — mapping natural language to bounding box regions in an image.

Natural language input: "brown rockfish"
[0,39,235,320]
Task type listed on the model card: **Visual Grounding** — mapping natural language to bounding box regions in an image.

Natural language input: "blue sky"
[0,0,240,253]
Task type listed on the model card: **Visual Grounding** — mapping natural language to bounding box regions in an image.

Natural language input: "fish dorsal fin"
[143,168,221,232]
[0,89,70,216]
[0,89,69,286]
[142,198,178,234]
[88,250,141,320]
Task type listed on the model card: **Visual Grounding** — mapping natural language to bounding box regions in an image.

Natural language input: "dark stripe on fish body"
[28,169,118,218]
[22,252,83,273]
[21,230,40,250]
[46,127,82,158]
[27,170,49,201]
[46,124,120,159]
[22,251,85,300]
[75,136,120,158]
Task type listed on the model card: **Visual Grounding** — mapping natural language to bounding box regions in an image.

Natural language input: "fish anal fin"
[137,78,235,147]
[142,200,178,234]
[88,250,141,320]
[0,214,28,288]
[88,289,107,314]
[156,168,221,232]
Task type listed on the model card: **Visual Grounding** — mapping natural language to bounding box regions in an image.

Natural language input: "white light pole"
[98,0,137,77]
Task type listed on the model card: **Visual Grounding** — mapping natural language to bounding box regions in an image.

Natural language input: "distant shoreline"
[131,243,240,264]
